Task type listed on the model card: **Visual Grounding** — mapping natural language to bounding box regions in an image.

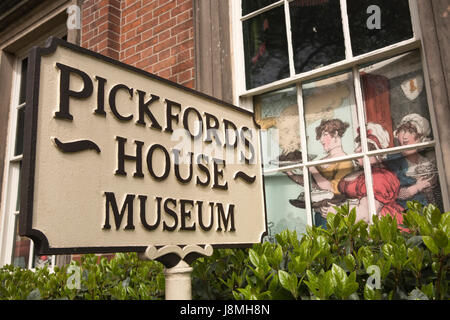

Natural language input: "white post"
[139,245,213,300]
[164,260,193,300]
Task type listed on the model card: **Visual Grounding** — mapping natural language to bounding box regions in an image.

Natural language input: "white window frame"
[0,28,67,269]
[230,0,450,228]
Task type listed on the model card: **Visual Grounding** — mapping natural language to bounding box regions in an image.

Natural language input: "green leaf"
[316,235,327,250]
[343,272,359,298]
[421,283,434,299]
[364,285,381,300]
[291,256,308,275]
[248,249,260,268]
[424,204,441,227]
[444,243,450,255]
[344,254,356,271]
[320,270,335,299]
[278,270,298,299]
[416,214,432,236]
[422,236,439,254]
[333,213,342,229]
[304,270,319,297]
[271,245,283,267]
[344,282,359,298]
[406,235,423,248]
[382,243,394,260]
[358,246,375,270]
[348,207,357,226]
[278,270,290,289]
[331,264,347,287]
[432,229,448,249]
[268,273,279,293]
[439,212,450,236]
[407,247,424,271]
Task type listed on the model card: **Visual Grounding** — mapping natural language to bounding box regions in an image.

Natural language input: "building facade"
[0,0,448,268]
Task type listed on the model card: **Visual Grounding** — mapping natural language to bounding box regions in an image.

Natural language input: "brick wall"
[81,0,121,60]
[81,0,195,88]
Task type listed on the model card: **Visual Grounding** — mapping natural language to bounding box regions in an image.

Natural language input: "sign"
[19,37,267,255]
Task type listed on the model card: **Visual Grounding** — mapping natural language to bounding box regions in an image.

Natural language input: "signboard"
[19,37,267,255]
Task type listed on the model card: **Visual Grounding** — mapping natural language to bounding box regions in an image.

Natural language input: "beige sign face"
[20,38,267,255]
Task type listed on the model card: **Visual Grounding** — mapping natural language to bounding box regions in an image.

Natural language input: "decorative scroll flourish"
[141,244,213,262]
[53,137,101,153]
[233,171,256,184]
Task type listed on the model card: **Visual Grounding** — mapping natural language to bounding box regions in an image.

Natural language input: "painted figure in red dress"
[320,123,407,231]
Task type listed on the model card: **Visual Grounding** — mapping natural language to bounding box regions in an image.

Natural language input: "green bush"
[0,252,164,300]
[192,202,449,300]
[1,201,448,300]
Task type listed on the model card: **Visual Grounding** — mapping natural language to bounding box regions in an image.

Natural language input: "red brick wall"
[81,0,121,60]
[81,0,195,88]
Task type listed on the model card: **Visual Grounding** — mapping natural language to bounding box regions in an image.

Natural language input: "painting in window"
[360,50,432,150]
[243,6,290,89]
[316,125,444,230]
[302,71,359,161]
[33,254,53,268]
[310,123,394,227]
[255,86,301,171]
[305,159,359,228]
[264,171,308,241]
[384,147,444,214]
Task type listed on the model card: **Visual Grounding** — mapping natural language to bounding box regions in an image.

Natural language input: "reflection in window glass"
[303,71,359,161]
[360,50,432,151]
[347,0,413,56]
[243,6,290,89]
[33,254,53,269]
[289,0,345,74]
[14,107,25,156]
[15,164,21,211]
[254,86,300,171]
[383,147,444,213]
[264,172,308,241]
[242,0,279,16]
[19,58,28,105]
[12,218,30,268]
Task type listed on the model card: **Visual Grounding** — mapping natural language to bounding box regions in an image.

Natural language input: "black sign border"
[19,37,268,256]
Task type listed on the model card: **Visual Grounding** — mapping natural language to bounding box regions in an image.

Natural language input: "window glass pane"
[383,147,444,214]
[243,6,290,89]
[303,71,359,160]
[33,254,53,269]
[12,217,31,268]
[309,159,363,228]
[255,86,301,171]
[359,50,432,151]
[15,163,22,211]
[242,0,279,16]
[368,153,407,230]
[19,58,28,105]
[289,0,345,74]
[264,171,308,241]
[14,106,25,156]
[347,0,413,56]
